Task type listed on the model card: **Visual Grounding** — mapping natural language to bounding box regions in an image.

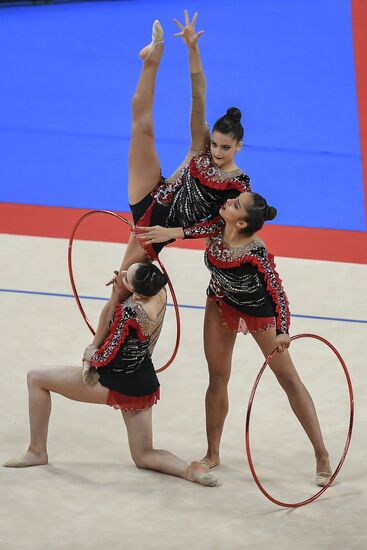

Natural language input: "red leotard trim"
[189,156,248,193]
[207,250,290,334]
[90,304,149,368]
[107,387,160,411]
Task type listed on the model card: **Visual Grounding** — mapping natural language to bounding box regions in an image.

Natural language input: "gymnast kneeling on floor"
[3,262,217,487]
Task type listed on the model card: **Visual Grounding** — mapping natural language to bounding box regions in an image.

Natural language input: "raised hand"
[173,10,204,48]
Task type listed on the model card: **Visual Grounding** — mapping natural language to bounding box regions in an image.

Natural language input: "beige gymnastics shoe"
[3,451,48,468]
[189,461,218,487]
[315,471,333,487]
[139,20,164,62]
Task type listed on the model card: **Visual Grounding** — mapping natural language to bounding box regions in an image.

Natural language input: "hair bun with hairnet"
[265,205,277,221]
[134,263,168,296]
[226,107,242,123]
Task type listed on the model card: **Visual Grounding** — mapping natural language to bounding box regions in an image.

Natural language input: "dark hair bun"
[213,107,244,141]
[265,205,277,221]
[226,107,242,123]
[133,263,168,296]
[151,269,168,288]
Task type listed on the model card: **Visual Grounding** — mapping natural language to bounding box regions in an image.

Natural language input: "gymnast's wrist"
[276,329,289,336]
[170,227,184,240]
[188,43,200,53]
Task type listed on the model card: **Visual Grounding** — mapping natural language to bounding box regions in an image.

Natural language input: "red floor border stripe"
[1,203,366,264]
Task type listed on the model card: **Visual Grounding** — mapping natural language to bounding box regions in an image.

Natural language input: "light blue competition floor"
[0,0,365,230]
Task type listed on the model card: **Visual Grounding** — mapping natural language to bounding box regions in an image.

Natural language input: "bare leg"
[201,299,237,468]
[252,327,332,479]
[3,367,109,467]
[92,24,165,346]
[122,408,217,486]
[128,22,164,205]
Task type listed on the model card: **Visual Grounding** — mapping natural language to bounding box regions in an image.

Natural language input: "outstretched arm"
[135,216,224,244]
[174,10,210,153]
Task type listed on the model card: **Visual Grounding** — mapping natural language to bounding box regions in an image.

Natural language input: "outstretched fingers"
[173,18,184,36]
[173,10,204,44]
[184,8,190,26]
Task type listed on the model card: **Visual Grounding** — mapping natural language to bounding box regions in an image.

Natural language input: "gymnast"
[197,192,333,487]
[3,262,217,487]
[93,11,251,347]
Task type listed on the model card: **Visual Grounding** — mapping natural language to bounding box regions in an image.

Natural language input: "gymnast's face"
[121,263,140,292]
[219,192,252,229]
[210,131,242,170]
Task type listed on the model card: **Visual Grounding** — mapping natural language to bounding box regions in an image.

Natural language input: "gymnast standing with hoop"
[3,261,217,487]
[93,10,251,347]
[196,191,333,487]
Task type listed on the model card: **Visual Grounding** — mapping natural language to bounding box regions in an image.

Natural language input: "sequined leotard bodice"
[91,296,165,373]
[205,234,290,335]
[90,297,166,405]
[133,148,251,256]
[154,149,250,230]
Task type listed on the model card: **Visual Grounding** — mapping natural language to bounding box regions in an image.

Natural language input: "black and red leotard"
[205,233,290,335]
[90,296,165,411]
[130,148,251,257]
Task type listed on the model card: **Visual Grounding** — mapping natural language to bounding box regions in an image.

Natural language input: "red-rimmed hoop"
[245,333,354,507]
[68,209,181,374]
